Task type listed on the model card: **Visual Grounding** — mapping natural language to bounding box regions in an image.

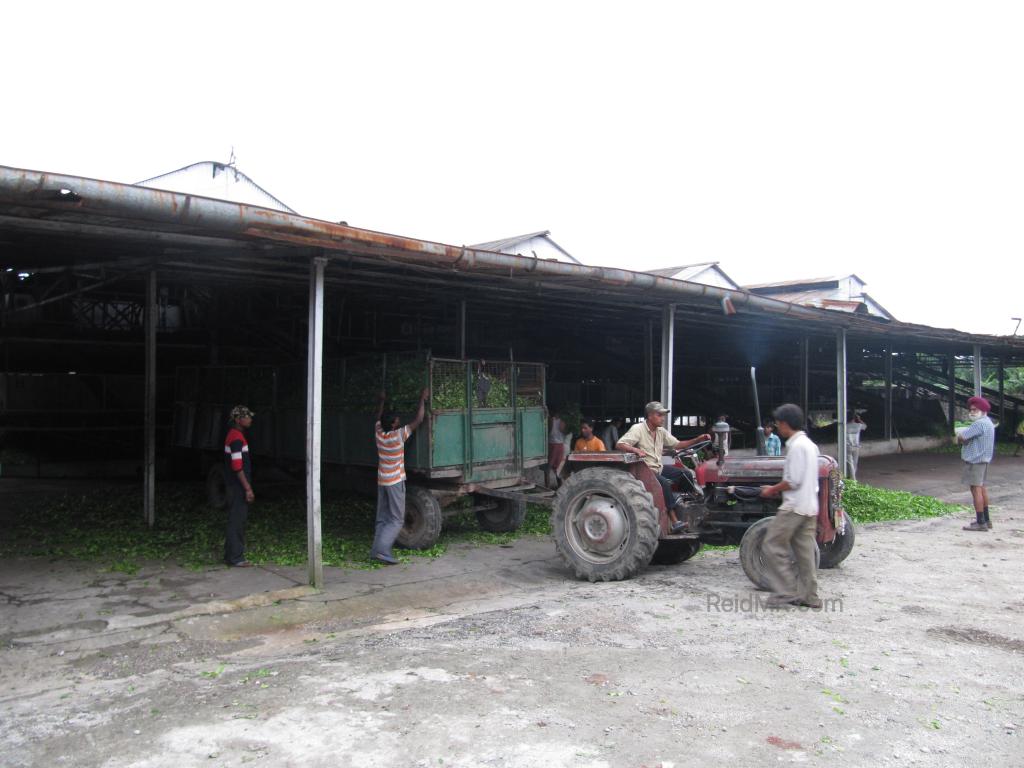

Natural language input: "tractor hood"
[698,454,838,485]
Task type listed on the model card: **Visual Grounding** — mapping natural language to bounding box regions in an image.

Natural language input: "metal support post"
[972,344,983,396]
[799,336,809,419]
[143,270,157,527]
[660,305,675,427]
[998,357,1005,424]
[643,319,654,403]
[947,353,956,425]
[306,257,327,589]
[458,299,466,359]
[836,329,848,477]
[884,344,894,442]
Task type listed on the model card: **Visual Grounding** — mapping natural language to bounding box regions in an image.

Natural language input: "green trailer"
[172,352,551,548]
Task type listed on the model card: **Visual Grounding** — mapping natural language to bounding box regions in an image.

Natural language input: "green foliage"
[559,402,583,435]
[842,480,964,523]
[0,485,552,574]
[432,373,467,410]
[982,366,1024,396]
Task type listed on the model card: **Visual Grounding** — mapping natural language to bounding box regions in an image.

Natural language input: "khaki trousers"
[764,511,819,602]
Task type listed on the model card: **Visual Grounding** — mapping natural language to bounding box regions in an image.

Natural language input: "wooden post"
[143,270,157,527]
[660,305,675,427]
[306,257,327,589]
[836,330,848,477]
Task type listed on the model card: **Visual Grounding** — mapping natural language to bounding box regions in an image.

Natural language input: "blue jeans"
[372,482,406,557]
[656,465,686,510]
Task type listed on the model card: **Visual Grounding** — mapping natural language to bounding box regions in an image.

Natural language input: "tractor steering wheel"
[675,439,713,457]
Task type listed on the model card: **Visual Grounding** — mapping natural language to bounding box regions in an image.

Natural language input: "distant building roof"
[471,230,582,265]
[743,274,894,320]
[135,161,296,213]
[645,262,741,290]
[744,275,866,292]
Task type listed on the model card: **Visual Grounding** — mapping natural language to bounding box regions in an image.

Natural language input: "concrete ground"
[1,451,1022,767]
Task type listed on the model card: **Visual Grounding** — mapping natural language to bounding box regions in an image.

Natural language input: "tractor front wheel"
[551,468,659,582]
[739,517,820,591]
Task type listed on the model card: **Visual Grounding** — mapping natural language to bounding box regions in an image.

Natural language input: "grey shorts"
[962,462,989,487]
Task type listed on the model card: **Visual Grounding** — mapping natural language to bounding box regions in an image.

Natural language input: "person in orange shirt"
[573,418,606,452]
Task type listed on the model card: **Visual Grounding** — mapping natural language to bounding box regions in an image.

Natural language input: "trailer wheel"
[396,486,443,550]
[206,464,227,510]
[475,496,527,533]
[819,517,856,569]
[551,468,659,582]
[739,517,820,591]
[651,539,702,565]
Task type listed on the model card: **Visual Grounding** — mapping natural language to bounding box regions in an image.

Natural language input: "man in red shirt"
[372,388,429,564]
[224,405,255,567]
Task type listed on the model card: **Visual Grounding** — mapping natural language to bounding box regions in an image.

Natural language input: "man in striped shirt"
[224,405,255,567]
[372,388,429,564]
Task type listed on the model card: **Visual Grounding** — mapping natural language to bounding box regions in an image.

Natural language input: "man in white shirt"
[759,404,822,609]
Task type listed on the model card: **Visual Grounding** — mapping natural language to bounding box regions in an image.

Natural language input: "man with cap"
[958,396,996,531]
[224,405,255,567]
[617,402,711,533]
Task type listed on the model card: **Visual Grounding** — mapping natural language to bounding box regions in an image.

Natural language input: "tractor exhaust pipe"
[751,366,767,456]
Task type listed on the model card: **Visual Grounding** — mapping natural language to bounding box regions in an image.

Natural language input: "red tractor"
[550,439,853,583]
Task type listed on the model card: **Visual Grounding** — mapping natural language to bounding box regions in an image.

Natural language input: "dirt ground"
[1,452,1022,767]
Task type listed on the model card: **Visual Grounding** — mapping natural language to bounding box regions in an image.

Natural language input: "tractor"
[550,437,853,583]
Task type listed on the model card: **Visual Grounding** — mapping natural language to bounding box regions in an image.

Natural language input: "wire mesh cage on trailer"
[430,359,469,411]
[172,353,548,485]
[515,362,545,408]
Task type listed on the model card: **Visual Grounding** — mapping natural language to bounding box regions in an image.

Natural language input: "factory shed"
[3,165,1023,587]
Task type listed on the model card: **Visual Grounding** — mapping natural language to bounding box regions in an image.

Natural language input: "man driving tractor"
[617,401,711,533]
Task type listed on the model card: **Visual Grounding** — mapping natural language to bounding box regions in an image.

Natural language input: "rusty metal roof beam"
[2,165,1023,352]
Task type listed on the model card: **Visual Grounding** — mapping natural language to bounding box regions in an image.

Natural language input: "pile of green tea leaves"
[0,483,552,576]
[841,480,964,523]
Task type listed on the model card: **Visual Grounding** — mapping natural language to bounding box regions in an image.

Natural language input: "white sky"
[3,1,1022,336]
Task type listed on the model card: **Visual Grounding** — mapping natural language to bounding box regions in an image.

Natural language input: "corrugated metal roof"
[744,276,840,291]
[1,165,1021,354]
[645,262,720,278]
[136,161,297,214]
[470,230,551,252]
[645,262,740,289]
[470,230,582,265]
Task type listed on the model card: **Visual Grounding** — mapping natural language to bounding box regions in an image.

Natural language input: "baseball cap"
[644,401,670,414]
[231,405,255,421]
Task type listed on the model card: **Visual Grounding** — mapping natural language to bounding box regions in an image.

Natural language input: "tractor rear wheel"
[739,517,820,591]
[551,468,659,582]
[475,496,527,533]
[396,486,443,550]
[206,464,227,510]
[651,539,702,565]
